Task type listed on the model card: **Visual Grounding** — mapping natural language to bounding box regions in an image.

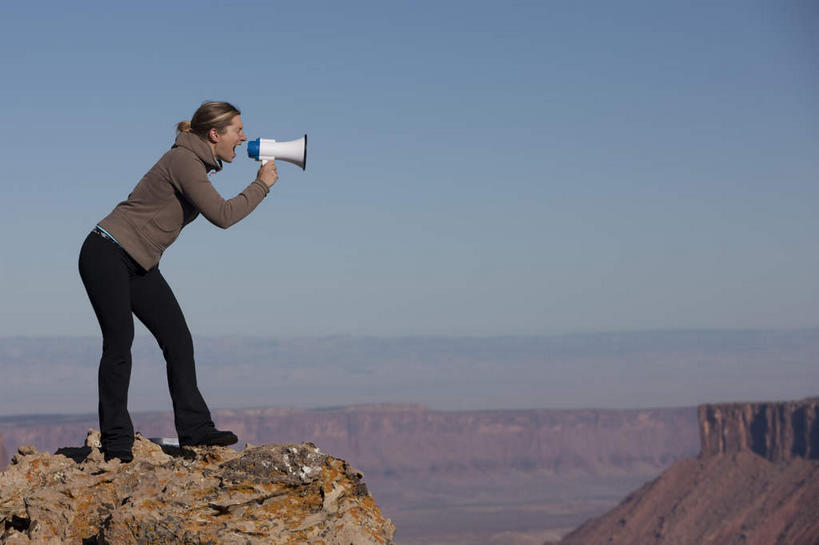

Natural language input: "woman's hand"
[257,161,279,188]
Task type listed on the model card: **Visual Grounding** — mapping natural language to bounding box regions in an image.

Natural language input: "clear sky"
[1,1,817,338]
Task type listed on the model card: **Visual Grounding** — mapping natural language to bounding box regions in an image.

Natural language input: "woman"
[78,102,278,463]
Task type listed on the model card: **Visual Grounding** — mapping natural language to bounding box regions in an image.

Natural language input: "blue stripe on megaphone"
[247,138,260,159]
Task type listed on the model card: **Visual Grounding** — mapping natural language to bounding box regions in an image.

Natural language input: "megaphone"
[247,135,307,170]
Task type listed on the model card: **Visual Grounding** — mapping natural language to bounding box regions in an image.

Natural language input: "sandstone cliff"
[0,431,396,545]
[699,398,819,460]
[0,405,699,477]
[558,398,819,545]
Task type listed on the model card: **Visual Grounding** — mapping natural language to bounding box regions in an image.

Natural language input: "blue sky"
[1,1,817,338]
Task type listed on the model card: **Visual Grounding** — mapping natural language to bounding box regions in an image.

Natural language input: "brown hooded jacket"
[97,131,269,270]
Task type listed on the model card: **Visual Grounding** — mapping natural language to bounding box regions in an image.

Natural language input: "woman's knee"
[101,324,134,354]
[160,328,194,360]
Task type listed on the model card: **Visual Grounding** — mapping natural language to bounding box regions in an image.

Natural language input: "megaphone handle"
[261,157,275,165]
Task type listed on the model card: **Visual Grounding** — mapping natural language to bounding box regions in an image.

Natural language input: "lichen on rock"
[0,430,397,545]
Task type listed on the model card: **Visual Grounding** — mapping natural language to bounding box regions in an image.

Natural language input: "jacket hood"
[172,132,222,172]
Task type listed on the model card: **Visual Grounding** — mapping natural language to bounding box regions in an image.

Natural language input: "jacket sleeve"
[169,152,270,229]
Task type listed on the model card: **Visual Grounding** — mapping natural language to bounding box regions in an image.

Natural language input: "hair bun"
[176,120,192,133]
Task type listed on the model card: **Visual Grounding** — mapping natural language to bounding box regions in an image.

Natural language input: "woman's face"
[211,115,247,163]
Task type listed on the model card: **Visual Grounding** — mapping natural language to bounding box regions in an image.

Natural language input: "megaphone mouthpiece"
[248,135,307,170]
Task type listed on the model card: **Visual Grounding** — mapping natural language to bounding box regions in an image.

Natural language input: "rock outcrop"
[557,398,819,545]
[0,431,396,545]
[699,398,819,460]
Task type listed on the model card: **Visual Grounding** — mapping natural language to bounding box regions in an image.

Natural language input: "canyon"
[1,405,698,544]
[3,400,816,543]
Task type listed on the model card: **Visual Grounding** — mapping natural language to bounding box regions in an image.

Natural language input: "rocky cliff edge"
[0,431,397,545]
[0,435,6,474]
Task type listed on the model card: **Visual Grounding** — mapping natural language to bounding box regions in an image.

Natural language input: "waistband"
[93,225,121,246]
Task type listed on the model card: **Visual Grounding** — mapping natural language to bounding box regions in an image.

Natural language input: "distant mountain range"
[0,404,699,476]
[1,328,818,415]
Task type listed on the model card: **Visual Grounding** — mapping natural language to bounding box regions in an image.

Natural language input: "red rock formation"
[558,398,819,545]
[0,406,699,478]
[699,398,819,460]
[215,405,698,478]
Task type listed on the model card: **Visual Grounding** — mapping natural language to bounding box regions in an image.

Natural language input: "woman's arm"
[170,154,278,229]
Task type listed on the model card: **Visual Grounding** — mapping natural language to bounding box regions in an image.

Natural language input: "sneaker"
[103,449,134,463]
[180,429,238,447]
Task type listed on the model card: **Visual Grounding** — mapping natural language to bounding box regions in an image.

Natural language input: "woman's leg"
[130,267,215,443]
[78,232,136,452]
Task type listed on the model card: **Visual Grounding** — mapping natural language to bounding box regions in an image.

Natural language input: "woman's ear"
[208,127,220,143]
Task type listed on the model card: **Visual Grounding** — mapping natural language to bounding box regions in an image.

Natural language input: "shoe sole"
[180,435,238,447]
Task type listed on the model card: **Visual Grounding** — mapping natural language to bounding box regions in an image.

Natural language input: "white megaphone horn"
[247,135,307,170]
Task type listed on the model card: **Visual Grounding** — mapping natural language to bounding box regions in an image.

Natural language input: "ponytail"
[177,101,241,138]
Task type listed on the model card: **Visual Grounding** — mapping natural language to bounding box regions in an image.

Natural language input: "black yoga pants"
[78,230,215,451]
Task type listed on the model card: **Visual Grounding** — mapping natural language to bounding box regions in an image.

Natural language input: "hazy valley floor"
[369,472,651,545]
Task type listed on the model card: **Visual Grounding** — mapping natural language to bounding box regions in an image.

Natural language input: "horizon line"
[2,325,819,341]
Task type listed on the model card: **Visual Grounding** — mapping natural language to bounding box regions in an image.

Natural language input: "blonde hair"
[177,101,241,138]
